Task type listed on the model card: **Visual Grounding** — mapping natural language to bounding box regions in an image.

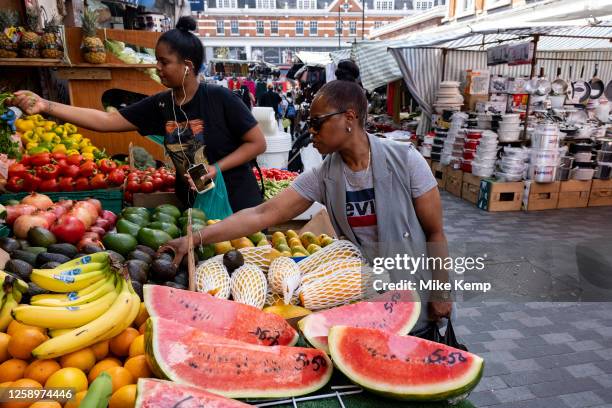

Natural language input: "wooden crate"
[477,179,523,212]
[558,180,592,209]
[462,173,482,204]
[523,181,560,211]
[445,168,463,197]
[431,162,447,190]
[589,179,612,207]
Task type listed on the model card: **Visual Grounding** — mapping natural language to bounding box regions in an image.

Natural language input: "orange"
[123,355,152,380]
[44,368,88,393]
[5,379,42,408]
[104,367,135,393]
[29,402,62,408]
[7,321,45,337]
[7,328,47,360]
[88,358,122,383]
[109,328,139,357]
[24,359,61,385]
[0,332,10,363]
[127,335,144,358]
[0,359,28,382]
[138,323,146,335]
[63,390,87,408]
[59,348,96,373]
[133,303,149,328]
[109,384,137,408]
[91,340,109,361]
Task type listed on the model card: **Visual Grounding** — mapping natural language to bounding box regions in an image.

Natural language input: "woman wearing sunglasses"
[162,80,452,330]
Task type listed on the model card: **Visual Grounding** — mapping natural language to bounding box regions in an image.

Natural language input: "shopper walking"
[162,80,452,331]
[9,16,266,213]
[257,84,282,118]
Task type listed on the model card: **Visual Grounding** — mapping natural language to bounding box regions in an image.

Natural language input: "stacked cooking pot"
[433,82,464,113]
[431,127,448,162]
[471,130,499,177]
[419,132,435,158]
[496,146,529,182]
[571,142,595,180]
[528,123,561,183]
[441,113,468,169]
[497,114,522,142]
[595,138,612,180]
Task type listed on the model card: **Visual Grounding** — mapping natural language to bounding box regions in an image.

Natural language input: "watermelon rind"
[145,316,334,399]
[298,290,421,354]
[135,378,254,407]
[328,326,484,402]
[144,284,299,346]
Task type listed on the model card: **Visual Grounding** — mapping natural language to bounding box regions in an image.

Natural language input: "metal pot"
[589,64,605,100]
[571,66,592,104]
[551,67,568,96]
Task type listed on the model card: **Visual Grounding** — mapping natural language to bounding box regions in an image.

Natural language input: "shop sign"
[487,41,534,66]
[190,0,205,11]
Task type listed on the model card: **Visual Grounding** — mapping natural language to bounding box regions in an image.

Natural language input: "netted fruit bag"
[195,257,231,299]
[301,257,363,287]
[239,245,276,273]
[298,240,364,275]
[268,256,302,294]
[265,291,300,307]
[231,263,268,309]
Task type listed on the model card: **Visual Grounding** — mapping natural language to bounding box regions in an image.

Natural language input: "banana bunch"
[0,272,29,332]
[30,252,110,293]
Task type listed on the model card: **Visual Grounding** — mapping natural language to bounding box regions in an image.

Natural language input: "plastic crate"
[0,189,124,214]
[0,225,9,238]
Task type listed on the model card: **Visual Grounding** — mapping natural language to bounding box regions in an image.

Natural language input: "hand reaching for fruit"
[9,91,48,116]
[158,237,190,269]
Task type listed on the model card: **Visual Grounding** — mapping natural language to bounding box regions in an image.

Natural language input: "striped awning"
[352,40,406,91]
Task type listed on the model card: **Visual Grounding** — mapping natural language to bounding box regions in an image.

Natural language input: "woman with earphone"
[9,16,267,212]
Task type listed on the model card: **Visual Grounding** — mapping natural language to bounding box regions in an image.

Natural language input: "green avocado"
[102,233,138,256]
[27,227,57,248]
[195,244,215,261]
[25,246,47,256]
[121,213,149,228]
[177,216,206,229]
[154,204,181,219]
[116,219,142,237]
[147,222,180,239]
[186,208,207,221]
[137,228,173,251]
[150,212,177,225]
[11,249,39,266]
[182,222,205,237]
[47,243,78,259]
[121,207,149,219]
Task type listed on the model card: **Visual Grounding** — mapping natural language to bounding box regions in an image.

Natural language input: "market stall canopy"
[351,40,405,91]
[295,51,332,67]
[330,49,353,64]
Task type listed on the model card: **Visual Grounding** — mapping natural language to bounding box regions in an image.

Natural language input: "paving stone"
[528,377,601,398]
[492,319,530,330]
[540,332,577,344]
[510,344,574,360]
[593,373,612,388]
[516,336,549,348]
[593,387,612,404]
[568,340,605,352]
[499,310,531,321]
[565,363,607,378]
[594,349,612,361]
[489,329,525,340]
[559,391,605,407]
[467,390,499,406]
[504,359,542,372]
[500,369,573,387]
[484,362,512,376]
[519,316,554,328]
[533,351,602,369]
[483,396,570,408]
[492,386,536,403]
[454,325,471,336]
[594,361,612,374]
[459,332,495,344]
[479,351,517,364]
[474,376,508,392]
[483,339,520,351]
[594,326,612,337]
[456,307,482,318]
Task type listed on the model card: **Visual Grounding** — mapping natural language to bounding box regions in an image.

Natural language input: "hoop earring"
[346,127,352,133]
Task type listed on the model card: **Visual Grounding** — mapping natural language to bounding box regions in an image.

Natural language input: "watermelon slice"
[144,284,298,346]
[298,290,421,353]
[328,326,484,401]
[145,316,333,399]
[135,378,252,407]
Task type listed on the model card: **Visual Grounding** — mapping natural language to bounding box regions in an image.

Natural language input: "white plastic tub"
[257,132,292,169]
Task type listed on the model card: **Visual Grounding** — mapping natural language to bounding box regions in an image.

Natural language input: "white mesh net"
[194,258,231,299]
[239,246,277,273]
[301,257,363,287]
[268,257,302,294]
[298,262,375,310]
[298,240,364,276]
[230,263,268,309]
[265,291,300,307]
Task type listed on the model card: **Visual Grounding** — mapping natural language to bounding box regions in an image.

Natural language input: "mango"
[231,237,255,249]
[288,238,302,248]
[306,244,322,254]
[248,232,266,245]
[285,230,299,240]
[300,232,319,248]
[214,241,233,255]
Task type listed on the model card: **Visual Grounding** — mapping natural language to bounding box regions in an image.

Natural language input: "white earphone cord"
[171,67,193,168]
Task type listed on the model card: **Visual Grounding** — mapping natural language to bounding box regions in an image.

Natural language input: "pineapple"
[81,8,105,64]
[19,6,40,58]
[41,15,63,59]
[0,10,19,58]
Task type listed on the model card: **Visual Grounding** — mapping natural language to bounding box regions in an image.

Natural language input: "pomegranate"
[21,192,53,210]
[13,214,50,239]
[77,237,104,252]
[69,206,96,229]
[101,210,117,226]
[36,210,58,226]
[88,226,107,237]
[57,200,74,210]
[94,218,111,231]
[86,199,103,215]
[51,215,86,244]
[48,204,68,219]
[6,204,37,225]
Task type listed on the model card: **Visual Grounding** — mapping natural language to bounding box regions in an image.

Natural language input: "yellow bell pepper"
[54,125,65,136]
[71,133,83,143]
[15,118,35,133]
[41,132,56,143]
[52,144,67,154]
[22,130,39,144]
[81,152,94,160]
[64,123,78,135]
[25,142,38,150]
[81,146,95,154]
[43,121,56,132]
[66,149,80,156]
[34,127,45,137]
[29,115,46,127]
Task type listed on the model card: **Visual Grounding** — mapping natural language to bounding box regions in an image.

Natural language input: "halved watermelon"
[144,284,298,346]
[145,316,333,399]
[298,290,420,353]
[328,326,483,401]
[135,378,252,407]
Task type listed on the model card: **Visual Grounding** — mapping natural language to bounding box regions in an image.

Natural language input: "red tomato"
[20,155,31,166]
[74,177,90,191]
[120,164,131,174]
[98,159,117,174]
[58,177,74,191]
[140,180,155,193]
[39,179,59,192]
[123,191,133,202]
[163,174,176,187]
[79,160,97,177]
[126,180,140,193]
[151,177,163,191]
[107,169,125,186]
[90,174,108,190]
[23,173,41,191]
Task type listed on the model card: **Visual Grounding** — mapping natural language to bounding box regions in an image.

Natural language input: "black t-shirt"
[119,84,263,212]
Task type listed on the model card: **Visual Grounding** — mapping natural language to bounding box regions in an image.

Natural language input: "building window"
[256,20,264,35]
[374,21,383,29]
[309,21,318,36]
[349,21,356,35]
[216,20,224,35]
[415,0,433,9]
[297,0,316,9]
[374,0,393,10]
[218,0,237,8]
[335,21,342,34]
[296,21,304,35]
[256,0,276,8]
[462,0,474,12]
[230,19,239,34]
[271,20,279,34]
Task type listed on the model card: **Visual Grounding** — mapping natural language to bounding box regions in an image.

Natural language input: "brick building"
[194,0,446,64]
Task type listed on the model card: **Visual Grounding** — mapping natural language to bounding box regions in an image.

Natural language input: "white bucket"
[257,132,292,169]
[252,107,278,136]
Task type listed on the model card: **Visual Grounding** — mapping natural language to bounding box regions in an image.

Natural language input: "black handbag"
[412,319,468,352]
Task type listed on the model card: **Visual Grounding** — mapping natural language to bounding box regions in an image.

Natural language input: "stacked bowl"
[441,113,468,168]
[433,82,464,113]
[497,114,522,142]
[419,132,435,158]
[496,146,528,181]
[595,139,612,180]
[471,130,499,177]
[571,143,595,181]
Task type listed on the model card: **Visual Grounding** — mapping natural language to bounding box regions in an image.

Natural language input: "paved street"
[441,192,612,408]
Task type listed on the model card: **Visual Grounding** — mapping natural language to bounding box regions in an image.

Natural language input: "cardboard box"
[463,95,489,111]
[132,192,184,209]
[589,179,612,207]
[431,162,447,190]
[558,180,592,209]
[523,181,560,211]
[462,173,482,204]
[477,179,523,212]
[445,168,463,197]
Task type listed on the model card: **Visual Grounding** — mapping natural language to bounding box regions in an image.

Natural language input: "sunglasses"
[307,111,347,132]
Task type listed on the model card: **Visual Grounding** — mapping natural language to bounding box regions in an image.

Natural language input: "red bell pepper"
[37,164,60,180]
